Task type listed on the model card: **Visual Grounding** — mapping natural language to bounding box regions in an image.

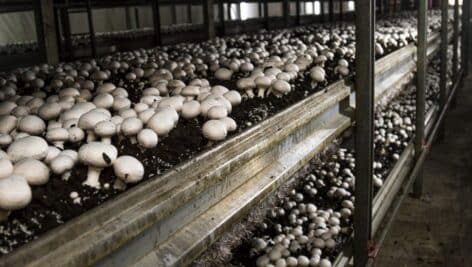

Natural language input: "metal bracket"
[339,96,355,120]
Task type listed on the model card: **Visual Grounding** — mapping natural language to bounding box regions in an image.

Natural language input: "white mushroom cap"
[96,83,116,94]
[211,85,229,95]
[181,86,200,101]
[207,105,228,120]
[181,100,201,119]
[158,96,184,112]
[214,68,233,81]
[220,117,237,132]
[78,109,111,142]
[93,93,114,109]
[44,146,61,164]
[68,127,85,143]
[7,136,48,162]
[137,129,158,149]
[46,128,69,148]
[59,149,78,163]
[18,115,46,135]
[38,102,62,121]
[0,115,17,134]
[0,101,17,115]
[113,155,144,184]
[94,121,116,144]
[78,142,118,189]
[147,111,175,136]
[121,117,143,140]
[223,90,242,106]
[272,80,291,96]
[202,120,227,141]
[0,175,32,219]
[112,97,132,111]
[50,155,75,176]
[0,158,13,179]
[138,109,156,124]
[133,103,149,113]
[0,134,12,147]
[13,158,50,185]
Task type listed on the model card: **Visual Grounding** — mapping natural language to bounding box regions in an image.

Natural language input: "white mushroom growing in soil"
[310,66,326,89]
[113,155,145,190]
[78,142,118,189]
[0,175,32,221]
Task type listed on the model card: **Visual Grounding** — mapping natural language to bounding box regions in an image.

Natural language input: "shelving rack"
[0,1,469,266]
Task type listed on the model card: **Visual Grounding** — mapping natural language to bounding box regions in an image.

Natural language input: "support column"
[152,0,161,46]
[85,0,97,58]
[296,0,301,25]
[413,0,427,198]
[283,0,290,26]
[452,0,459,79]
[203,0,215,39]
[353,0,375,266]
[438,0,448,141]
[463,0,470,72]
[38,0,59,65]
[218,0,225,35]
[264,0,269,29]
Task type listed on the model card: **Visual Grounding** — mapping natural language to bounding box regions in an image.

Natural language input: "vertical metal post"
[259,2,263,18]
[340,0,344,21]
[218,0,225,35]
[85,0,97,58]
[203,0,215,39]
[227,2,232,20]
[188,4,193,24]
[60,7,72,60]
[125,7,133,29]
[283,0,290,26]
[38,0,59,65]
[452,0,459,78]
[463,0,470,72]
[135,7,141,28]
[438,0,448,141]
[413,0,427,198]
[264,0,269,29]
[33,0,46,62]
[320,0,325,22]
[152,0,162,46]
[329,0,334,21]
[171,4,177,24]
[296,0,301,25]
[354,0,375,266]
[237,2,242,20]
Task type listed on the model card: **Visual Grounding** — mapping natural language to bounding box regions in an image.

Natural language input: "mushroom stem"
[86,130,96,143]
[83,166,102,189]
[245,89,255,98]
[257,88,265,98]
[62,171,72,181]
[130,136,137,144]
[102,137,111,145]
[311,81,318,89]
[0,209,10,222]
[113,178,127,190]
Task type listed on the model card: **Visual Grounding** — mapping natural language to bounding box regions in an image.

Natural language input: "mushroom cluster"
[234,61,443,266]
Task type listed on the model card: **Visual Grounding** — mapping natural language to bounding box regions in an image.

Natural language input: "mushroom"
[214,68,233,81]
[112,155,145,190]
[237,78,256,98]
[181,100,201,119]
[223,90,242,106]
[50,155,75,180]
[7,136,48,162]
[137,128,158,149]
[78,142,118,189]
[147,110,177,136]
[0,115,17,134]
[18,115,46,135]
[181,86,200,101]
[68,126,85,143]
[0,175,32,221]
[310,66,326,89]
[202,120,227,143]
[78,109,111,142]
[207,105,228,120]
[13,158,50,186]
[255,76,272,98]
[0,158,13,179]
[46,127,69,149]
[121,117,143,144]
[271,80,291,97]
[94,120,116,144]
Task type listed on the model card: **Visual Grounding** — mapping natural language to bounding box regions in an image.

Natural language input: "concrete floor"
[373,74,472,267]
